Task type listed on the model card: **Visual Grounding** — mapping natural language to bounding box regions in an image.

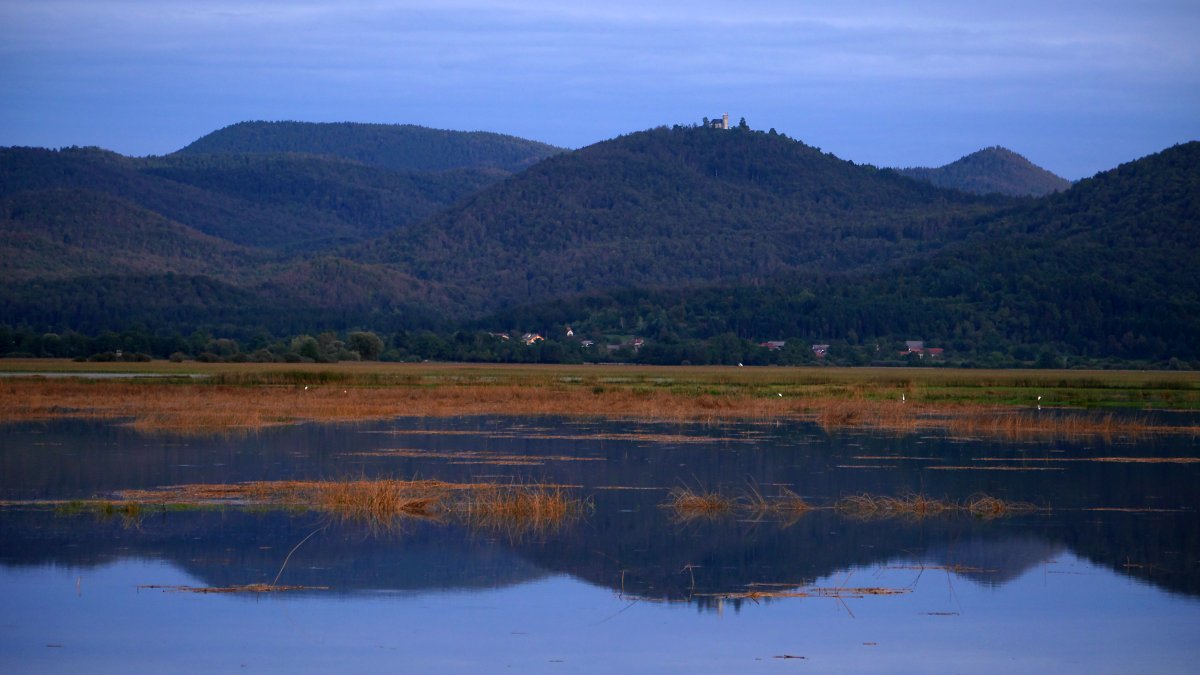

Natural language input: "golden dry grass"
[663,487,738,520]
[455,484,583,538]
[108,478,584,536]
[836,493,954,519]
[0,369,1190,439]
[834,492,1037,520]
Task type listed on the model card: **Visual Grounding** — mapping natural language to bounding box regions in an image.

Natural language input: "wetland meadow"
[2,361,1199,672]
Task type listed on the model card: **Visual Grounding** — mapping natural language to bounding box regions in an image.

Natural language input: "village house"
[902,340,943,359]
[759,341,786,351]
[521,333,544,345]
[811,344,830,358]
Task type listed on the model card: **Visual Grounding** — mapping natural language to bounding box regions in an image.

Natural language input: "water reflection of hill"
[2,416,1197,603]
[2,504,1195,604]
[0,510,547,592]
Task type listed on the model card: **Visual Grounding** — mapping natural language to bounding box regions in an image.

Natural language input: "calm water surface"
[2,416,1198,673]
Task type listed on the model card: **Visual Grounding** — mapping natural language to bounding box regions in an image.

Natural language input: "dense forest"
[493,142,1200,365]
[355,125,1010,311]
[0,145,508,252]
[177,121,565,173]
[1,122,1196,367]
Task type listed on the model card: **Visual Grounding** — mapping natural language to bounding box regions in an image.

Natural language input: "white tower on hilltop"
[722,113,729,129]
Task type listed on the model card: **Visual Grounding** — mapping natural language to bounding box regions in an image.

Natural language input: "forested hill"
[2,121,1195,365]
[175,121,566,173]
[0,146,498,252]
[496,142,1200,363]
[354,125,1009,313]
[898,146,1072,197]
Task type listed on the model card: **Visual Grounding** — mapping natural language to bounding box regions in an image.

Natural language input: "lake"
[2,415,1198,673]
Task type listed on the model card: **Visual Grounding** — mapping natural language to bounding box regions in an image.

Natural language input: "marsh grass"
[662,487,1034,523]
[663,487,738,521]
[454,484,585,539]
[312,480,445,524]
[835,492,1037,521]
[109,478,584,535]
[3,364,1196,438]
[835,493,954,520]
[941,410,1144,440]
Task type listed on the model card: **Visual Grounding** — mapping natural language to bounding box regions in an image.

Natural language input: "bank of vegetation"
[3,125,1196,368]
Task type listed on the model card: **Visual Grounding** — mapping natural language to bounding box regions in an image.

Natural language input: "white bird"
[901,394,906,402]
[738,362,743,367]
[778,393,783,397]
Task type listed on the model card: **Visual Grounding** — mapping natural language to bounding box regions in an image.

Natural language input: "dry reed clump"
[454,484,584,538]
[311,480,445,523]
[815,398,919,432]
[663,487,738,521]
[110,479,585,534]
[835,492,1037,521]
[835,493,954,520]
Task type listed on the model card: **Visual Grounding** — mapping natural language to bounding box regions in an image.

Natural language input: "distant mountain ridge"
[1,120,1195,364]
[0,145,500,252]
[898,146,1072,197]
[175,121,566,173]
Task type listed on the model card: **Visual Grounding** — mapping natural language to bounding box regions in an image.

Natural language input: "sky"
[2,0,1197,179]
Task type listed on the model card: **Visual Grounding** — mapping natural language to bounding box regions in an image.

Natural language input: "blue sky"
[2,0,1197,178]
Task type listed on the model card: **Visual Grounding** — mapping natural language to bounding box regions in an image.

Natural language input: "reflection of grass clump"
[836,493,953,520]
[742,486,811,518]
[965,495,1037,519]
[52,500,146,527]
